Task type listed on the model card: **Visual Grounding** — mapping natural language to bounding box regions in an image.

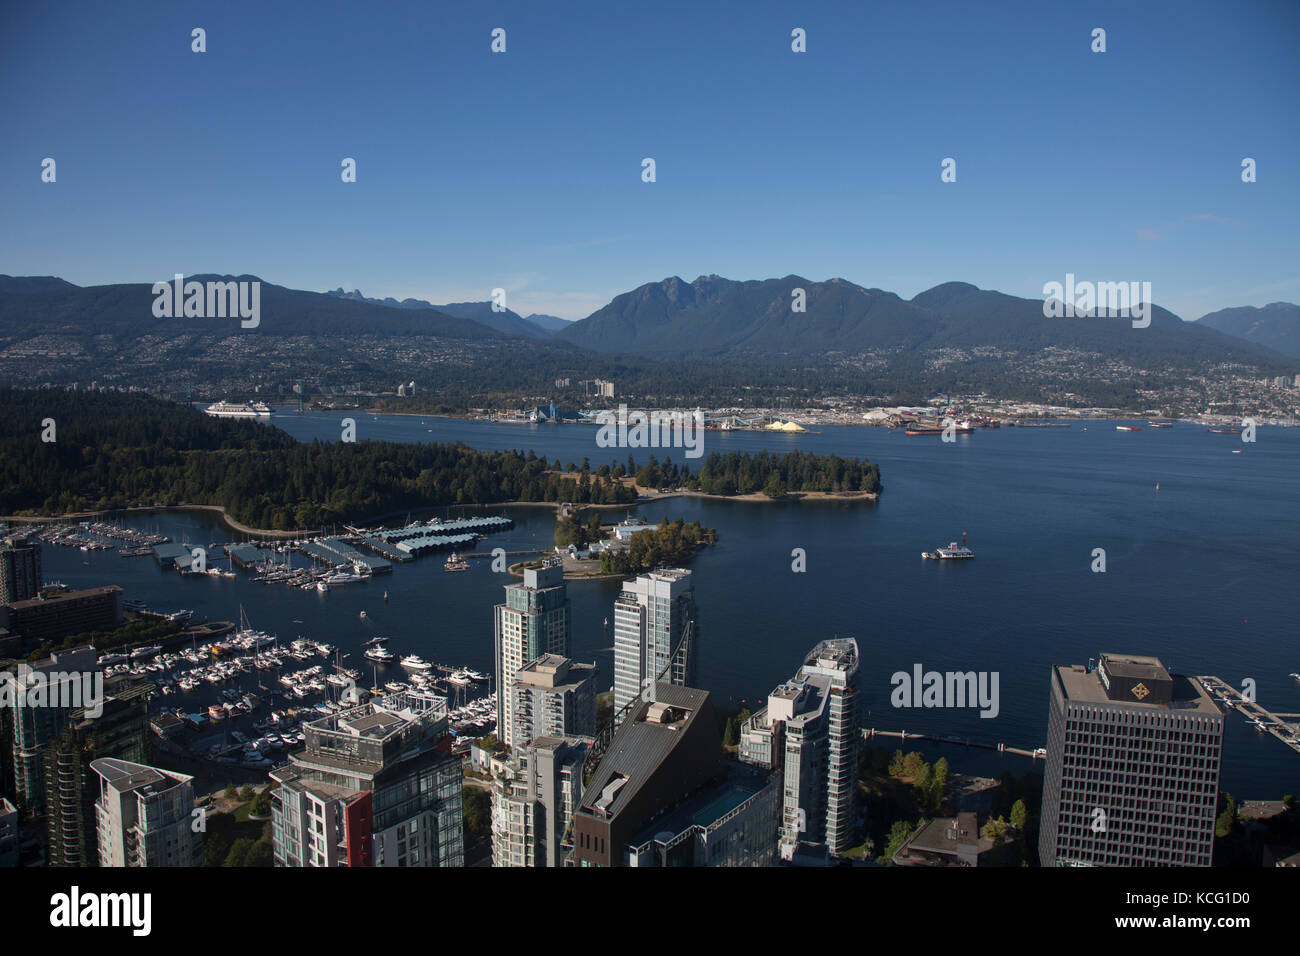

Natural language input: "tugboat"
[922,532,975,560]
[443,552,469,572]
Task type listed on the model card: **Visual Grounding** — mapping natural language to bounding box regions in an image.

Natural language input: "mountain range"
[0,273,1294,407]
[324,288,563,339]
[1195,302,1300,358]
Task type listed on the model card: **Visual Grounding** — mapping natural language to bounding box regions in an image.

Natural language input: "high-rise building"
[739,637,861,857]
[494,561,570,748]
[511,654,596,747]
[0,536,42,605]
[270,690,463,867]
[91,758,200,867]
[1038,653,1224,867]
[572,684,777,867]
[0,797,18,867]
[1,646,103,814]
[491,735,589,867]
[612,569,697,726]
[44,674,154,867]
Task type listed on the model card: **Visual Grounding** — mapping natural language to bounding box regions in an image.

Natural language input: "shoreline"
[2,487,876,540]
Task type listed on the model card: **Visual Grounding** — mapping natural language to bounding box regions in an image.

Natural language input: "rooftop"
[579,684,709,821]
[1055,661,1220,714]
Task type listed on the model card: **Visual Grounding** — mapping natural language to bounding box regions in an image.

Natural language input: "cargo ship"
[1206,427,1242,434]
[922,532,974,560]
[1147,421,1174,428]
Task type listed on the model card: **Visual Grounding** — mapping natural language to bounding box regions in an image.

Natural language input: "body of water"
[42,409,1300,796]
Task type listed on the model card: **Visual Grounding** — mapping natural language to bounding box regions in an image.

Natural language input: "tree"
[463,787,491,840]
[1010,798,1027,831]
[881,820,915,863]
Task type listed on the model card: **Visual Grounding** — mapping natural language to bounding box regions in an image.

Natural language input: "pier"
[1198,676,1300,755]
[863,728,1043,759]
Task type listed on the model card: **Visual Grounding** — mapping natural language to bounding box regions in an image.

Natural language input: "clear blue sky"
[1,0,1297,320]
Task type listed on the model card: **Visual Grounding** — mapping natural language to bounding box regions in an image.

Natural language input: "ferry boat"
[1116,424,1143,431]
[400,654,432,671]
[922,533,974,560]
[204,400,272,419]
[444,552,469,572]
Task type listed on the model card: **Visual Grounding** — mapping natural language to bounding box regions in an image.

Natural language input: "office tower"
[739,638,861,857]
[491,735,589,867]
[91,758,199,867]
[612,569,697,725]
[1039,653,1224,867]
[45,674,153,867]
[270,690,463,867]
[1,646,103,814]
[0,536,42,605]
[494,560,570,748]
[511,654,596,747]
[572,684,778,867]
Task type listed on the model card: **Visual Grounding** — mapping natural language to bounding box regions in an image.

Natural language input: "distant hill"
[326,288,550,338]
[556,274,1282,367]
[0,277,500,341]
[1196,303,1300,358]
[522,313,571,332]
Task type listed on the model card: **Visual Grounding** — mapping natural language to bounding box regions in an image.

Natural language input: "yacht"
[400,654,432,671]
[364,646,394,663]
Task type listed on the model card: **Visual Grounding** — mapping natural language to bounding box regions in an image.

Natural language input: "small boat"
[1147,421,1174,428]
[1207,427,1241,434]
[1116,424,1142,431]
[360,610,368,620]
[922,532,974,560]
[444,552,468,572]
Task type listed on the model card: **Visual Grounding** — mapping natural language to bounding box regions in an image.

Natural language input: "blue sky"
[1,0,1297,321]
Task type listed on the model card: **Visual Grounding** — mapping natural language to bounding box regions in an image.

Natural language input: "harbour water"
[36,410,1300,795]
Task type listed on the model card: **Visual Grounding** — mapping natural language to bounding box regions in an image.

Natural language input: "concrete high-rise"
[511,654,596,747]
[494,560,570,748]
[612,569,696,725]
[1038,653,1224,867]
[491,735,589,868]
[91,758,200,867]
[739,638,861,857]
[270,690,463,867]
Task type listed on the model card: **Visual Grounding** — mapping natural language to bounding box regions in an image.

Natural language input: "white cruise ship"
[205,401,272,419]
